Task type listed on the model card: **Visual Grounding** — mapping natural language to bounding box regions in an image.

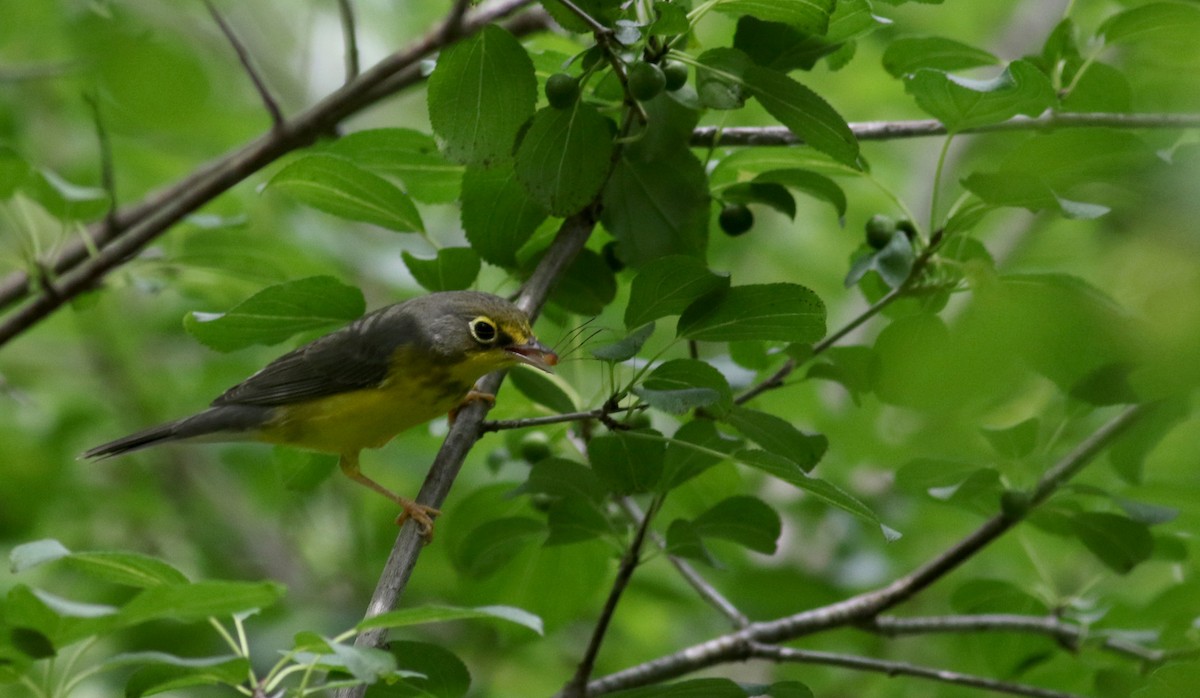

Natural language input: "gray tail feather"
[82,405,273,460]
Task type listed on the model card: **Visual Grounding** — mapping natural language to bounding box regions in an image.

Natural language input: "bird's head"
[417,291,558,378]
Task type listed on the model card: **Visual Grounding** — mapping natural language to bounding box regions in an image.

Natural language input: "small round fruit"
[518,431,553,464]
[662,60,688,91]
[601,241,625,273]
[719,203,754,236]
[865,214,897,249]
[896,218,918,240]
[627,61,666,101]
[545,73,580,109]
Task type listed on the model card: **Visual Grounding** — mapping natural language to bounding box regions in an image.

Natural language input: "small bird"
[84,290,558,541]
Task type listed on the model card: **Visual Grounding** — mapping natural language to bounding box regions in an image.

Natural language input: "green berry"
[518,431,553,464]
[627,62,666,101]
[545,73,580,109]
[896,218,919,240]
[601,241,625,273]
[662,60,688,91]
[719,203,754,236]
[865,214,897,249]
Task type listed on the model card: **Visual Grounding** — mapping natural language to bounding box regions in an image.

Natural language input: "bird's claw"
[396,501,442,543]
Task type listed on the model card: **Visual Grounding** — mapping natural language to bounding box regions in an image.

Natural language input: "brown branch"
[336,0,360,83]
[578,404,1147,695]
[202,0,285,128]
[0,0,542,348]
[747,643,1087,698]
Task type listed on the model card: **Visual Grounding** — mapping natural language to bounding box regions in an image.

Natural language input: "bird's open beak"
[506,340,558,373]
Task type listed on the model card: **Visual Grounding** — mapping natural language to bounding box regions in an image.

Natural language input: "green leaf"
[1133,661,1200,698]
[119,581,285,625]
[764,681,815,698]
[591,323,656,362]
[696,48,752,109]
[539,0,621,33]
[625,257,730,329]
[677,283,826,344]
[273,448,337,492]
[461,164,547,267]
[521,457,605,503]
[383,641,471,698]
[734,17,839,73]
[106,653,249,698]
[754,169,847,220]
[547,247,617,315]
[723,406,826,471]
[357,604,543,636]
[515,103,615,216]
[744,65,860,167]
[635,359,733,416]
[401,247,481,292]
[950,579,1049,615]
[664,520,718,566]
[427,25,537,167]
[324,128,463,204]
[661,420,742,491]
[508,365,578,414]
[895,458,1004,514]
[903,60,1055,132]
[1068,511,1153,574]
[736,449,880,527]
[602,145,710,268]
[845,231,915,288]
[183,276,365,352]
[1100,2,1200,55]
[267,154,424,232]
[588,430,666,494]
[721,182,796,219]
[10,539,70,573]
[806,345,879,401]
[609,677,749,697]
[882,36,998,78]
[545,495,615,546]
[64,552,190,589]
[692,495,781,554]
[713,0,835,35]
[456,517,545,578]
[321,641,400,684]
[980,418,1039,459]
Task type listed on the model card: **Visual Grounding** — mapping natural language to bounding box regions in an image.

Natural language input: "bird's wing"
[212,305,422,406]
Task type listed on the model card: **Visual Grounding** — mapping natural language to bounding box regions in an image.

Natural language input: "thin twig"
[691,112,1200,148]
[577,405,1147,695]
[83,93,118,234]
[482,406,631,432]
[563,496,662,698]
[747,643,1087,698]
[203,0,285,128]
[864,614,1200,666]
[618,497,750,629]
[555,0,612,35]
[335,0,360,83]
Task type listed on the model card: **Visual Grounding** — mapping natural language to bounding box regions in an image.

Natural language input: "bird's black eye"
[469,316,498,344]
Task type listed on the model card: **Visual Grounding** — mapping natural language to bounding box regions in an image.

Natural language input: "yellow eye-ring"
[469,316,498,344]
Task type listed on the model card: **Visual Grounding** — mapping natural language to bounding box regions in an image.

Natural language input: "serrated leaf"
[10,539,70,573]
[744,65,860,166]
[754,168,847,220]
[588,430,665,494]
[427,25,537,166]
[625,257,730,329]
[183,276,364,352]
[267,154,424,232]
[402,247,480,292]
[723,406,826,471]
[692,495,781,554]
[357,604,543,635]
[736,449,880,527]
[677,283,826,343]
[515,103,615,216]
[882,36,998,78]
[119,581,285,625]
[660,420,742,491]
[713,0,835,35]
[591,323,656,362]
[635,359,733,416]
[508,364,578,413]
[1069,511,1153,574]
[903,60,1055,132]
[324,128,462,204]
[461,164,547,267]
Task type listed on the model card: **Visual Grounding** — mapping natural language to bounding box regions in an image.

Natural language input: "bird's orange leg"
[447,390,496,425]
[338,452,440,543]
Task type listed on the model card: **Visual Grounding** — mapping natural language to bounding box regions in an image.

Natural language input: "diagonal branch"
[578,404,1147,695]
[747,643,1087,698]
[0,0,543,349]
[202,0,285,128]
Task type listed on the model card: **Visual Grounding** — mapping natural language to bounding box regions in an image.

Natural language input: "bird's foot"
[395,498,442,543]
[448,390,496,425]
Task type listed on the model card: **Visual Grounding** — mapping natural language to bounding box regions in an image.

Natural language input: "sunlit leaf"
[515,103,616,216]
[267,154,424,232]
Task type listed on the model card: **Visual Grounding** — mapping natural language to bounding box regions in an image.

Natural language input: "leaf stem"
[929,133,955,235]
